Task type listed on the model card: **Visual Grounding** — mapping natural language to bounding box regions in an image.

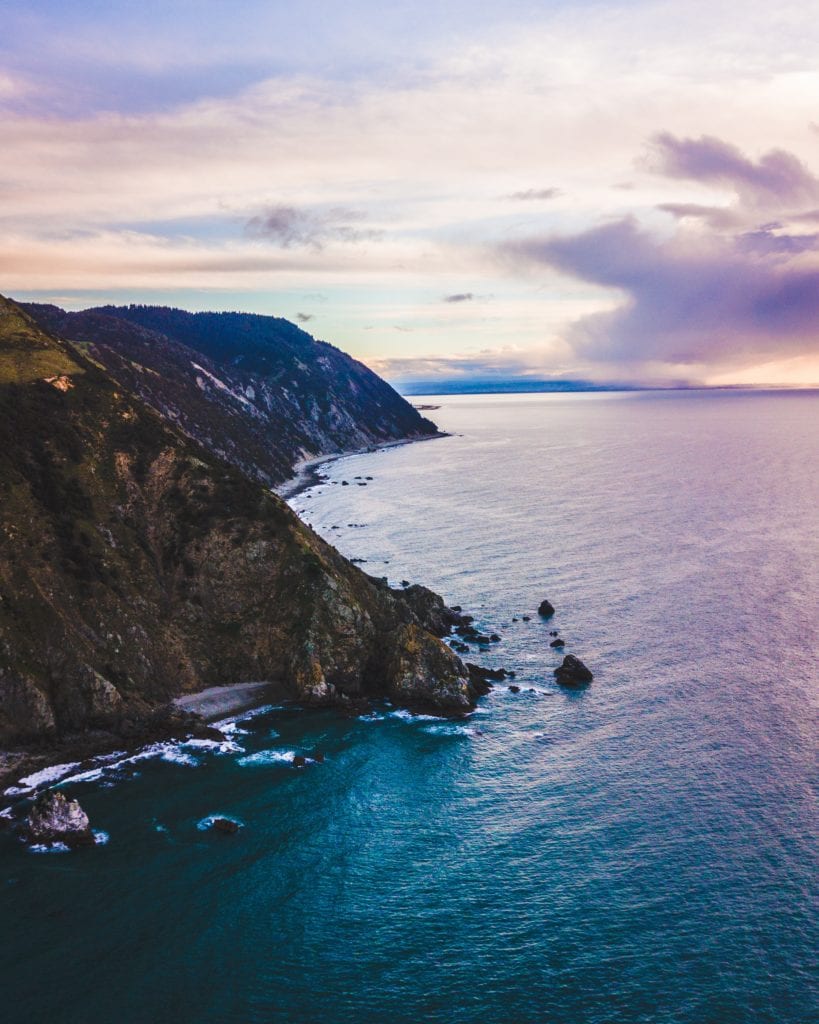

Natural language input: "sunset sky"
[2,0,819,387]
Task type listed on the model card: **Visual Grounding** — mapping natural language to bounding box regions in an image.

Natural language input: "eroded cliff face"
[0,296,472,750]
[22,303,437,487]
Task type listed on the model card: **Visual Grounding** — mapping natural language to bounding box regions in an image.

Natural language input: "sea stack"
[25,790,95,847]
[554,655,594,687]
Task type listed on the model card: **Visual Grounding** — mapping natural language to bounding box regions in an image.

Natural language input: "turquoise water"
[2,391,818,1023]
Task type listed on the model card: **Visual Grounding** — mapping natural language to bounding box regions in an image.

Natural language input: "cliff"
[0,296,472,765]
[22,303,437,487]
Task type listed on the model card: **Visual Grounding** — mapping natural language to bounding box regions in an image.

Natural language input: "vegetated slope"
[0,295,471,753]
[23,303,437,487]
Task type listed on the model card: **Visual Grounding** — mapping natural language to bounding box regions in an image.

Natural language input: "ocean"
[2,390,817,1023]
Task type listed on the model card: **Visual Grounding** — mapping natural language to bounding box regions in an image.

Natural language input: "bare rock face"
[397,584,465,637]
[538,599,556,618]
[384,623,473,710]
[26,790,94,846]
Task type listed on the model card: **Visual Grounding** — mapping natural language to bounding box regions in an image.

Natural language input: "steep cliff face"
[0,296,471,750]
[23,303,437,487]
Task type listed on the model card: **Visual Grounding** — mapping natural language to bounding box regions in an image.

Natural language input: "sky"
[2,0,819,388]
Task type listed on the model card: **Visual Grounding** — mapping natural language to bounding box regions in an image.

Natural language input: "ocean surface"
[2,390,817,1024]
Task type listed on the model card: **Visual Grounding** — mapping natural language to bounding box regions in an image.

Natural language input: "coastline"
[276,431,449,501]
[0,432,451,795]
[1,682,290,797]
[172,681,286,720]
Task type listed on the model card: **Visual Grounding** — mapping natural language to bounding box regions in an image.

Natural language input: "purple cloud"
[650,133,819,205]
[246,205,377,249]
[443,292,474,303]
[296,312,314,322]
[506,188,561,201]
[657,202,739,229]
[505,216,819,368]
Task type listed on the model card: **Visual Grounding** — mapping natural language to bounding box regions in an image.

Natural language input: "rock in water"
[554,655,593,687]
[538,599,555,618]
[550,638,565,649]
[211,818,240,835]
[26,790,94,846]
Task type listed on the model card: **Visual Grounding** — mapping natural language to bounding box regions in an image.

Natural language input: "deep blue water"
[2,390,817,1024]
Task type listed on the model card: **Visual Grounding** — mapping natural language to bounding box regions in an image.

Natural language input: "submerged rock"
[538,599,555,618]
[554,655,593,687]
[211,817,240,835]
[25,790,94,847]
[508,685,521,694]
[292,754,307,768]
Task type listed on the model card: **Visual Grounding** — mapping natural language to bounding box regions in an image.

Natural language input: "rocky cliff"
[23,303,437,487]
[0,296,472,763]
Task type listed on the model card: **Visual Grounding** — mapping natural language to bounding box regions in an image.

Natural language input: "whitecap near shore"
[236,749,297,767]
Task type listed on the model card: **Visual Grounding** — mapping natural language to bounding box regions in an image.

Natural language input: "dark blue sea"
[2,390,817,1024]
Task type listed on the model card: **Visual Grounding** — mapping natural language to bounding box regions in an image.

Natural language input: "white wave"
[181,737,244,755]
[423,722,480,737]
[359,711,386,722]
[28,841,70,854]
[235,703,283,723]
[120,742,200,768]
[93,830,109,845]
[388,708,447,723]
[236,749,296,767]
[61,766,106,785]
[211,720,249,736]
[4,761,82,795]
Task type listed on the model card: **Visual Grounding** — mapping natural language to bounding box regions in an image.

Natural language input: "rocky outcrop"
[385,624,473,710]
[23,302,438,488]
[538,599,555,618]
[554,655,594,687]
[211,817,240,834]
[0,295,473,760]
[397,584,466,637]
[25,790,94,846]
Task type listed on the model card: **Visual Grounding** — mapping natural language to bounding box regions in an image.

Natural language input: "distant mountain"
[23,303,437,487]
[395,378,643,395]
[0,296,472,772]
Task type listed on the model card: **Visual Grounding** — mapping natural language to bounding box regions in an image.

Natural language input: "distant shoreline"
[276,431,449,502]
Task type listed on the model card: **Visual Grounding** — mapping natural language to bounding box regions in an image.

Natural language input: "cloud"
[246,205,378,249]
[504,214,819,370]
[649,133,819,206]
[443,292,473,303]
[657,202,739,229]
[296,311,314,322]
[506,188,561,201]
